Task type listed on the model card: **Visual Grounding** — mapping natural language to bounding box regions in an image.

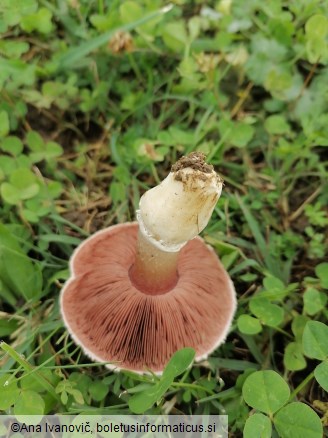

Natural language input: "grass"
[0,0,327,436]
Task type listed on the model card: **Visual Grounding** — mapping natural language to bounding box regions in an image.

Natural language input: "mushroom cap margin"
[60,223,236,374]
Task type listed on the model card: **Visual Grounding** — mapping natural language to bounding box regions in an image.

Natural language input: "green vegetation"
[0,0,327,436]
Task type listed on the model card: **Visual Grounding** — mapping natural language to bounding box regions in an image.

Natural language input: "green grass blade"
[209,357,260,371]
[0,341,61,402]
[56,4,174,69]
[196,387,240,404]
[235,194,282,278]
[239,334,264,364]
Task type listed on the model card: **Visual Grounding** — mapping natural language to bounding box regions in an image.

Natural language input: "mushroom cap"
[60,223,236,374]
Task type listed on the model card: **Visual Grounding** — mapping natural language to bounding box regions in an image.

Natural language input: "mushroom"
[60,152,236,373]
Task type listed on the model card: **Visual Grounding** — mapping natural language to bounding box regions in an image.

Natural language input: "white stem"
[130,152,223,294]
[138,154,223,251]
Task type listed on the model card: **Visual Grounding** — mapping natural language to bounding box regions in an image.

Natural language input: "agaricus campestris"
[60,152,236,373]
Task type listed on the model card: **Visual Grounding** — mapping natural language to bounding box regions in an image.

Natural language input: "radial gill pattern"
[60,223,236,373]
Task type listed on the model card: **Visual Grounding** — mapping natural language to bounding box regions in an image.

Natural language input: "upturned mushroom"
[60,152,236,373]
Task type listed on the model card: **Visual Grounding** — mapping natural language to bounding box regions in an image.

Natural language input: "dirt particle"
[171,152,213,174]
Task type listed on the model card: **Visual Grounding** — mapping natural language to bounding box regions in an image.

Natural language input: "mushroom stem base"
[129,230,179,295]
